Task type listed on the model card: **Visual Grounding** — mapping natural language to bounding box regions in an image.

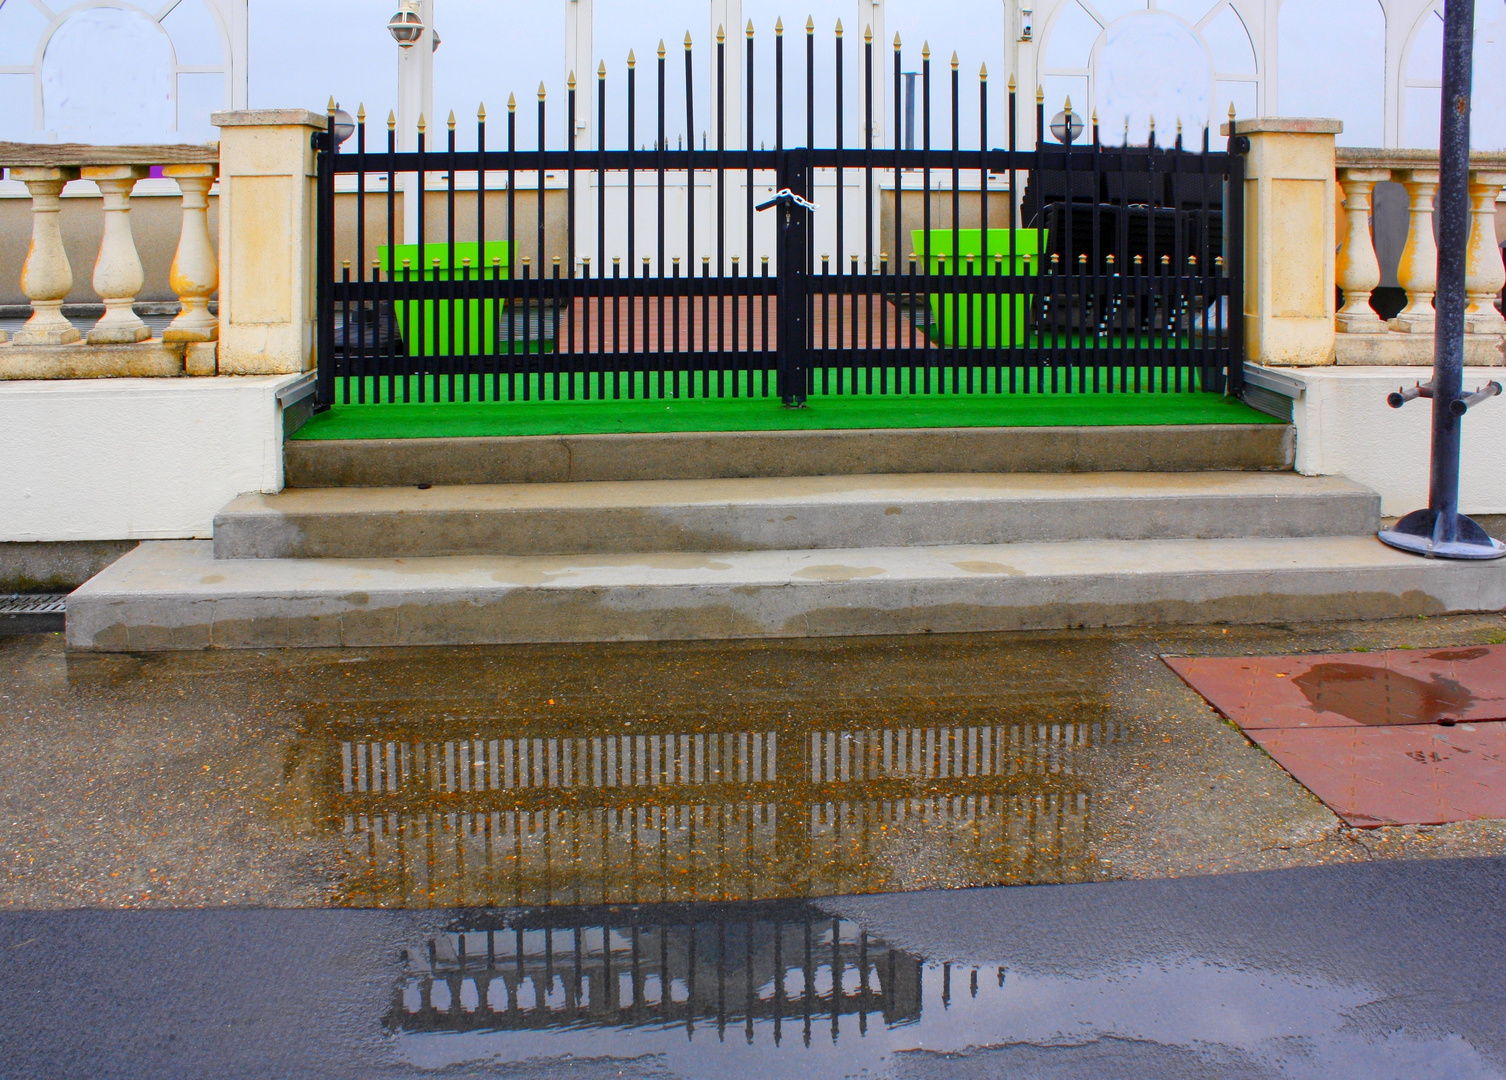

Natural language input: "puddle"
[1294,663,1475,727]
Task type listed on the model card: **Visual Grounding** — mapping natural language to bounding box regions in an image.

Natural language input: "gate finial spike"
[685,30,693,49]
[1229,101,1237,120]
[447,110,456,131]
[327,96,336,115]
[806,16,814,34]
[1064,95,1072,113]
[417,113,426,134]
[1091,107,1098,125]
[1008,74,1017,93]
[775,17,783,35]
[865,24,872,43]
[835,19,843,36]
[357,104,366,123]
[951,51,959,71]
[508,93,516,113]
[387,110,396,130]
[598,60,607,78]
[538,81,546,101]
[979,62,987,81]
[716,24,725,43]
[568,71,577,90]
[894,31,901,50]
[747,20,754,37]
[476,103,485,122]
[657,40,665,59]
[922,41,930,61]
[627,49,636,68]
[1036,85,1044,105]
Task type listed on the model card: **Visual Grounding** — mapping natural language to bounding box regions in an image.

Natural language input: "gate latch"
[756,188,819,213]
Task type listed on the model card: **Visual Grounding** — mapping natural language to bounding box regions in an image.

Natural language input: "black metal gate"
[315,24,1244,411]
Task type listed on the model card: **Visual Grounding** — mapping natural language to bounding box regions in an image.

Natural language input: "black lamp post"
[1378,0,1506,560]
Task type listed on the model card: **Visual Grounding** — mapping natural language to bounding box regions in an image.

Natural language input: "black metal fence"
[315,23,1244,411]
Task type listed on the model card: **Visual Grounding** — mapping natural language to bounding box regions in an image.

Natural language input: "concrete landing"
[214,473,1381,560]
[67,537,1506,651]
[283,424,1295,488]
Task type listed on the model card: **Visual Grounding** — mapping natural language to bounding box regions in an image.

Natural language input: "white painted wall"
[0,374,298,542]
[1286,366,1506,516]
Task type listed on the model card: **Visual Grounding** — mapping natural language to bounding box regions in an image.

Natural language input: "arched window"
[1036,0,1257,145]
[1278,0,1384,148]
[0,0,237,144]
[1402,2,1506,150]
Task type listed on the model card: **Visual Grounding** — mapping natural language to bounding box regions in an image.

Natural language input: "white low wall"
[0,374,300,542]
[1283,365,1506,516]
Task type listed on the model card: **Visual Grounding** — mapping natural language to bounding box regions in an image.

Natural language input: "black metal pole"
[1380,0,1506,560]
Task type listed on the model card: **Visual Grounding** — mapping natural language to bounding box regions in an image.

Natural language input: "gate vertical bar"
[316,108,336,410]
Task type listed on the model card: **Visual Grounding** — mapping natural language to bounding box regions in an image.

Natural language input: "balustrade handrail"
[1338,147,1506,170]
[0,142,219,169]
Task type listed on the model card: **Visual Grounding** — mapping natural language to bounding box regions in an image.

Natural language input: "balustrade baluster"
[80,164,151,345]
[1464,169,1506,335]
[1390,168,1440,334]
[12,166,82,345]
[1335,168,1390,334]
[163,163,220,343]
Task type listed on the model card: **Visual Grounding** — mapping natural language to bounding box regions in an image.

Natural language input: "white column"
[1390,168,1439,334]
[11,166,81,346]
[1464,170,1506,335]
[566,0,593,150]
[709,0,744,150]
[81,165,151,345]
[861,0,886,147]
[1335,168,1389,334]
[398,0,436,244]
[163,164,220,343]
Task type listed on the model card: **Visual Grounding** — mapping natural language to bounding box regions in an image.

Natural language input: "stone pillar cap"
[212,109,329,130]
[1220,117,1344,137]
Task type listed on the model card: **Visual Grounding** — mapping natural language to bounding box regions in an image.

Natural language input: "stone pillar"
[1225,117,1341,366]
[82,165,151,345]
[11,166,81,346]
[1389,168,1439,334]
[1464,169,1506,335]
[211,109,326,375]
[1335,168,1390,334]
[163,164,220,343]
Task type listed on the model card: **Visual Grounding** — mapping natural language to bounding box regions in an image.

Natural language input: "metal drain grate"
[0,594,67,634]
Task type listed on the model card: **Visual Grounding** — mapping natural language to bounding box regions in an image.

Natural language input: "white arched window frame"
[0,0,247,143]
[1030,0,1264,143]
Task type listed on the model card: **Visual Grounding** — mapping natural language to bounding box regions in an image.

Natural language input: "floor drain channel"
[0,594,67,634]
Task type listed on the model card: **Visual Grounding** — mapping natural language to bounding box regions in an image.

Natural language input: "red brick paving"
[1166,645,1506,827]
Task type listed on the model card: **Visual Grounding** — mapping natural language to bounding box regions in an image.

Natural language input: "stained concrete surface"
[1,857,1505,1078]
[4,617,1506,910]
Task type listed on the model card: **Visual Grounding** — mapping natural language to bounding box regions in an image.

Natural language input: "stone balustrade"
[0,142,220,379]
[1335,147,1506,365]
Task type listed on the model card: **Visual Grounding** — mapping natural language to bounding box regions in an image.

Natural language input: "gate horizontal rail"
[316,22,1244,411]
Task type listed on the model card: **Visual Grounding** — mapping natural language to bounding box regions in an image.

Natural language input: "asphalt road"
[2,856,1503,1079]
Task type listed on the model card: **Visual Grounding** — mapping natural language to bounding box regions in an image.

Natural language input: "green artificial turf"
[294,370,1279,440]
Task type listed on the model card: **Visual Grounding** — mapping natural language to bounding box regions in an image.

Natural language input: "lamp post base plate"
[1377,509,1506,560]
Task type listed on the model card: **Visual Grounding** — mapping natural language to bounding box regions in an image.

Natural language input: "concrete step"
[68,537,1506,652]
[214,473,1381,560]
[283,424,1294,488]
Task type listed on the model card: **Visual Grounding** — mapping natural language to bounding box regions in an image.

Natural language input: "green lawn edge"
[293,391,1280,441]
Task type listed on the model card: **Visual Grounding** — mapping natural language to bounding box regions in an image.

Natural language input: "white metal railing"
[0,142,219,349]
[1336,148,1506,337]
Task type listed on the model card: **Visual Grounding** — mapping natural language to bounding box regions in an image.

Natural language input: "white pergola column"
[566,0,593,150]
[709,0,744,150]
[860,0,886,148]
[397,0,436,244]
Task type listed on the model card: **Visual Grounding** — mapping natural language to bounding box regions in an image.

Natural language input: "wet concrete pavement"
[2,856,1504,1078]
[5,618,1506,1077]
[3,616,1506,910]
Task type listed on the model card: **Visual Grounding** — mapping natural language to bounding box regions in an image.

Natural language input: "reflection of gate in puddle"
[328,717,1123,905]
[390,901,943,1046]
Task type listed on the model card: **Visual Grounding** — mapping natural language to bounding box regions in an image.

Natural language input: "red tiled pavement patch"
[1164,645,1506,730]
[1247,723,1506,826]
[1165,645,1506,827]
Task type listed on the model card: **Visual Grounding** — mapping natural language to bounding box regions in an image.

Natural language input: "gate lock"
[756,188,819,213]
